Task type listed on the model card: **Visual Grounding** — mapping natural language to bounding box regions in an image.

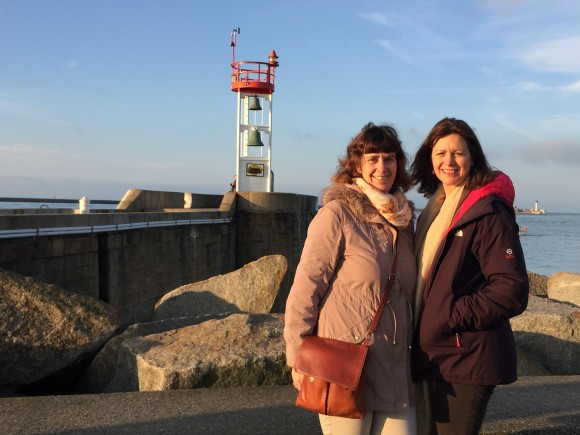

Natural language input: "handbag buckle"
[388,273,397,283]
[365,332,374,345]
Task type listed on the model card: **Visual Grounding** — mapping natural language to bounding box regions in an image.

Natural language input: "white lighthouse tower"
[230,28,279,192]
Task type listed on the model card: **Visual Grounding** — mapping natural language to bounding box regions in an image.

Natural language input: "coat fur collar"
[322,183,416,227]
[322,183,377,223]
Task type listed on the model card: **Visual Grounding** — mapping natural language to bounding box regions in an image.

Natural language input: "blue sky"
[1,0,579,212]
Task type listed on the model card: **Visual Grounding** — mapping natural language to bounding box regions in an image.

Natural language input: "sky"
[1,0,579,212]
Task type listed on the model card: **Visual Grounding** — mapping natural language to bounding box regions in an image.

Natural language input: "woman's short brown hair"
[332,122,412,192]
[410,117,495,197]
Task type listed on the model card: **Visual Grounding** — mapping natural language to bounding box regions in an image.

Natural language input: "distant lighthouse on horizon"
[515,200,546,215]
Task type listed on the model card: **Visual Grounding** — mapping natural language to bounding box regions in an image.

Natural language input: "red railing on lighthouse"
[230,29,278,94]
[231,59,277,94]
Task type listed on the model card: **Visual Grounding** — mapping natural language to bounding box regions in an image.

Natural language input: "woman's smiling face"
[359,152,397,193]
[431,134,472,194]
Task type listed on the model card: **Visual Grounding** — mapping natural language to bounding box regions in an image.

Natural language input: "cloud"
[0,143,104,179]
[375,39,418,66]
[358,12,392,27]
[0,143,181,180]
[478,1,580,84]
[0,144,97,183]
[491,113,542,142]
[514,79,580,95]
[512,37,580,74]
[562,80,580,93]
[515,81,545,92]
[512,140,580,165]
[359,11,466,67]
[0,143,71,159]
[359,12,416,64]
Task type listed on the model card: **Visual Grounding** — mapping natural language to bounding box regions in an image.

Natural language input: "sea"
[0,200,578,277]
[516,213,580,276]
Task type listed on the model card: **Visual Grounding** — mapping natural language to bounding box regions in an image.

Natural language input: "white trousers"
[319,407,417,435]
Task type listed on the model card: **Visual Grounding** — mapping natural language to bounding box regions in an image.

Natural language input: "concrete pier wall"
[0,190,318,324]
[235,192,318,312]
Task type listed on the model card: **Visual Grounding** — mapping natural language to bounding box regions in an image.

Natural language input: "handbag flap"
[294,336,367,390]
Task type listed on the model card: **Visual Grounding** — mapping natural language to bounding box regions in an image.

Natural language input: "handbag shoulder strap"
[362,234,398,346]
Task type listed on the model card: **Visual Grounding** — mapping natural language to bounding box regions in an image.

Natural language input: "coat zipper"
[422,203,494,350]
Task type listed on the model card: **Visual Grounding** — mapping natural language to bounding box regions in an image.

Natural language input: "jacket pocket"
[420,299,454,343]
[335,315,373,344]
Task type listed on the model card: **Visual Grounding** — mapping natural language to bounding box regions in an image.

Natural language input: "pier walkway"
[0,376,579,434]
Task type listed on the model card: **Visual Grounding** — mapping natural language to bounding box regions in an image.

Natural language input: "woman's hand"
[291,368,304,390]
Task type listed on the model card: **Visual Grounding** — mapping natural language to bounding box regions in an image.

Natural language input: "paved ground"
[0,376,579,434]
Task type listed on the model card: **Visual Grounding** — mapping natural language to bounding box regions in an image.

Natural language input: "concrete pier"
[0,191,318,323]
[0,376,578,434]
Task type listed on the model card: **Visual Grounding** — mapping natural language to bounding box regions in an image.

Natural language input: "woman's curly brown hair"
[332,122,412,193]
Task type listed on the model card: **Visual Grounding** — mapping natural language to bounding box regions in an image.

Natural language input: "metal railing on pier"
[0,217,232,239]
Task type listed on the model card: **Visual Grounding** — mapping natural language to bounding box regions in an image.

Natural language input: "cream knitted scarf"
[413,183,466,325]
[354,177,412,229]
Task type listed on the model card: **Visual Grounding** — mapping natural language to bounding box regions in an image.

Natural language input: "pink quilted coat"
[284,183,417,413]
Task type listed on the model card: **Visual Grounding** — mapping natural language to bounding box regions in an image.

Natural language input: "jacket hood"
[476,171,515,205]
[449,171,514,230]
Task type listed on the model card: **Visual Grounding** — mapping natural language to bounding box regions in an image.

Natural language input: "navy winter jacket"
[412,172,529,386]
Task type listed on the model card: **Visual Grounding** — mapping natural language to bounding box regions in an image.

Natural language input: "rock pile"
[527,271,548,297]
[0,268,120,395]
[105,313,287,392]
[154,254,287,320]
[511,295,580,374]
[76,254,289,393]
[2,264,579,395]
[547,272,580,307]
[509,271,580,376]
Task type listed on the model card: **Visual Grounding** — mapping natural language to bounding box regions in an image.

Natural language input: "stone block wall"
[0,191,317,324]
[0,235,100,299]
[235,192,318,312]
[97,223,235,324]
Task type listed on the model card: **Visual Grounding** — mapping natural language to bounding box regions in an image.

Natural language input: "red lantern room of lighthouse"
[230,28,279,192]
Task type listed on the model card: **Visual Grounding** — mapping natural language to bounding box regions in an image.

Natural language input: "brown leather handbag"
[294,249,399,419]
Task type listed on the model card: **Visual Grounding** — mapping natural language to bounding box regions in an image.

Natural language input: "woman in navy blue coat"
[410,118,529,435]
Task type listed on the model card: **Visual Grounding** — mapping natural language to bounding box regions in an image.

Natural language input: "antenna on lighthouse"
[230,27,240,63]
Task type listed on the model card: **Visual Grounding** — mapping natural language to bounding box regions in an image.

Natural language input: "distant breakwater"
[0,197,118,205]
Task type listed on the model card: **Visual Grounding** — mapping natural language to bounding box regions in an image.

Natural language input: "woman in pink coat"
[284,122,418,435]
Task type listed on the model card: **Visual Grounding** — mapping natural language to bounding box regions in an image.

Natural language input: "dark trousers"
[429,379,495,435]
